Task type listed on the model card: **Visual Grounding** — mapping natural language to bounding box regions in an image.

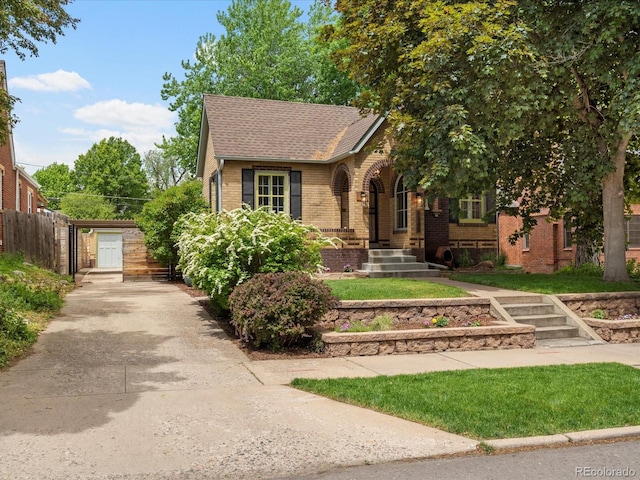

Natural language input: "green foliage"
[160,0,358,176]
[591,309,607,320]
[336,314,394,332]
[60,192,117,220]
[456,249,474,268]
[74,137,150,218]
[555,263,604,277]
[480,251,507,268]
[329,0,640,281]
[0,253,73,366]
[228,271,339,350]
[135,180,209,267]
[429,315,450,328]
[627,259,640,279]
[33,162,76,210]
[177,206,336,311]
[143,149,188,193]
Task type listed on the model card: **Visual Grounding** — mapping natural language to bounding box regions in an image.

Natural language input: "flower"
[343,263,353,273]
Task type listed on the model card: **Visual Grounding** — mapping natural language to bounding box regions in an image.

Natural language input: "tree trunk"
[574,239,600,267]
[602,133,633,282]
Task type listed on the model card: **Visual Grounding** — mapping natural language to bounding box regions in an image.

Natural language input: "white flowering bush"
[176,206,337,311]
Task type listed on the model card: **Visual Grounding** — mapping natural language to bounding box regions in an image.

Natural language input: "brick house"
[195,95,497,271]
[0,61,40,219]
[499,205,640,273]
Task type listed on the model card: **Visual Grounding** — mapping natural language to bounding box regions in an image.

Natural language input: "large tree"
[60,192,116,220]
[160,0,358,176]
[142,149,187,193]
[74,137,149,218]
[329,0,640,282]
[0,0,79,145]
[33,162,75,211]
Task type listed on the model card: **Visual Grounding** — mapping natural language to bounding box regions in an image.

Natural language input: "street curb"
[484,426,640,450]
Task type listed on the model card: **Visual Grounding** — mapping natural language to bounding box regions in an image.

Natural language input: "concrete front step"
[502,303,556,316]
[368,249,413,257]
[366,255,418,264]
[535,325,581,340]
[362,262,434,272]
[367,270,441,278]
[511,314,567,328]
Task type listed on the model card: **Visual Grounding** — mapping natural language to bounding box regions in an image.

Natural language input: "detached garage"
[96,230,123,268]
[69,220,166,281]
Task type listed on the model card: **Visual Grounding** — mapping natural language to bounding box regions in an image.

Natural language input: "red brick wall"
[499,212,574,273]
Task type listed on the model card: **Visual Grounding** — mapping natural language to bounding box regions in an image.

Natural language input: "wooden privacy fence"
[1,210,70,275]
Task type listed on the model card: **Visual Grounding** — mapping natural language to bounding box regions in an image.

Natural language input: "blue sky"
[4,0,316,175]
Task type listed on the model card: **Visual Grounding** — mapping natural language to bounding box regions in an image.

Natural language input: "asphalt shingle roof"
[202,95,381,161]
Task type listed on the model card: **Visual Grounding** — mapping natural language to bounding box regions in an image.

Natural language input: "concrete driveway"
[0,271,476,480]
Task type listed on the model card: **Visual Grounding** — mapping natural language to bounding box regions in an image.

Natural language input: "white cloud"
[60,100,177,155]
[8,70,91,92]
[74,99,175,131]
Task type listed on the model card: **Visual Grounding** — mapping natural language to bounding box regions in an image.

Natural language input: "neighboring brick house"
[195,95,497,271]
[499,205,640,274]
[0,61,41,250]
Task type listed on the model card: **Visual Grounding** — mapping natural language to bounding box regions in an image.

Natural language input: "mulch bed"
[174,281,330,360]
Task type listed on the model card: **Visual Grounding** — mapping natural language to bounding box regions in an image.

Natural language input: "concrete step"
[368,249,412,257]
[362,262,433,272]
[503,303,556,316]
[536,337,606,348]
[493,295,545,305]
[512,314,568,328]
[535,325,580,340]
[367,255,418,264]
[367,269,441,278]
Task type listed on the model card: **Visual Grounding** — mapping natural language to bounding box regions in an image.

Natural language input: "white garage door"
[97,233,123,269]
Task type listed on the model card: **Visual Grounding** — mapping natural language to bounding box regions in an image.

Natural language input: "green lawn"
[325,278,469,300]
[291,363,640,440]
[451,272,640,294]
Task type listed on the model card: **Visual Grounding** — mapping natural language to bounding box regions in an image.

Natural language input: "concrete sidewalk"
[0,271,639,479]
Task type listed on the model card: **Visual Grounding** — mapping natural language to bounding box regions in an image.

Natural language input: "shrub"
[456,249,474,268]
[555,263,603,276]
[0,306,35,343]
[228,272,339,350]
[336,314,394,333]
[135,180,209,273]
[177,206,337,311]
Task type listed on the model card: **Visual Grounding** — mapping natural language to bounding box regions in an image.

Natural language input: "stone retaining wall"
[322,324,536,357]
[557,292,640,318]
[582,318,640,343]
[320,297,493,331]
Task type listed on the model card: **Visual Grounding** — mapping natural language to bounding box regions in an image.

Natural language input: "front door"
[368,180,379,244]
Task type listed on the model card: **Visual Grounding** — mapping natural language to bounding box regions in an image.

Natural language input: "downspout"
[217,159,224,212]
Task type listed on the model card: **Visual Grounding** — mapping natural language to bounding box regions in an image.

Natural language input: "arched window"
[394,176,408,230]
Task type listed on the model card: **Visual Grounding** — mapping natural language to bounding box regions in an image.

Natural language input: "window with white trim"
[394,176,408,230]
[523,233,530,251]
[16,181,21,211]
[27,189,33,214]
[563,223,572,249]
[256,172,288,214]
[458,195,486,223]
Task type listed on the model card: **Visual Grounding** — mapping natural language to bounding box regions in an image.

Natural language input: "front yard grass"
[451,272,640,294]
[325,278,469,300]
[291,363,640,440]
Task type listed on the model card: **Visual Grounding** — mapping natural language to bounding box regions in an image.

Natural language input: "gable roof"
[196,95,383,177]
